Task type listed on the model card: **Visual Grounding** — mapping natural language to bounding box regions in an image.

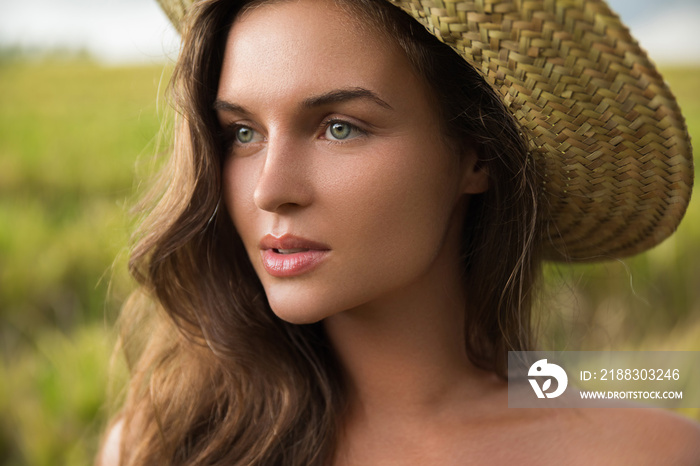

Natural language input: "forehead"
[216,0,418,105]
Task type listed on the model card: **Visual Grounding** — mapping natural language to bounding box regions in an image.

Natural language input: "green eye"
[236,126,255,143]
[326,122,357,140]
[330,122,351,140]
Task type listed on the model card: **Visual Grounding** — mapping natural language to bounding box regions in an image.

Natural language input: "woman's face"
[217,0,486,324]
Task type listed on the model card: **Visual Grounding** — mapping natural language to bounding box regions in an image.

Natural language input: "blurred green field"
[0,58,169,465]
[0,58,699,465]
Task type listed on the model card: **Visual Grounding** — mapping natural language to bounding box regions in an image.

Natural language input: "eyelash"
[320,118,367,144]
[219,117,368,151]
[220,124,260,151]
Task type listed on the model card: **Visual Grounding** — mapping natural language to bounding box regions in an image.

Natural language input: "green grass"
[1,324,126,466]
[0,60,169,331]
[0,58,699,465]
[0,58,168,465]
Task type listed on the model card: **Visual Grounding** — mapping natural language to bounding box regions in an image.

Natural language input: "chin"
[265,290,338,325]
[268,304,329,325]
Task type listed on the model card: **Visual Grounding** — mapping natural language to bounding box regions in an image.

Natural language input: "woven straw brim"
[156,0,693,262]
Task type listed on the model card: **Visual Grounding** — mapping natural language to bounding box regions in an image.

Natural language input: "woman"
[101,0,699,464]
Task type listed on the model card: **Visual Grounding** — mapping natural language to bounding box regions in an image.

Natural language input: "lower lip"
[260,249,328,277]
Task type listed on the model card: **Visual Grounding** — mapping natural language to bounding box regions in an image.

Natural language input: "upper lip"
[259,234,330,251]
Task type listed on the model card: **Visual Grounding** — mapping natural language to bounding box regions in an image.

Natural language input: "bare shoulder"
[572,408,700,464]
[466,379,700,464]
[97,418,123,466]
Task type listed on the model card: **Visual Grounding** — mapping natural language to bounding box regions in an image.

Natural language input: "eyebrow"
[213,99,249,115]
[212,87,393,114]
[302,87,393,110]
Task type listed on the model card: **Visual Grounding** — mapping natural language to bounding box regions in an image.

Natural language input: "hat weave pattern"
[387,0,693,261]
[156,0,693,261]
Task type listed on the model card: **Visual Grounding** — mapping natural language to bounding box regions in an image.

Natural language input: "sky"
[1,0,699,65]
[0,0,180,63]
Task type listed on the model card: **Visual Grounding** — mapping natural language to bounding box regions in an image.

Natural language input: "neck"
[322,217,487,423]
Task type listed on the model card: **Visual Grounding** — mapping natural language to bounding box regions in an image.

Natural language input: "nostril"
[251,139,314,212]
[253,171,312,212]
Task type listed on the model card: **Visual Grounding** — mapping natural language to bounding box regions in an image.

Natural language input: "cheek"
[331,144,461,264]
[222,156,266,272]
[223,157,257,233]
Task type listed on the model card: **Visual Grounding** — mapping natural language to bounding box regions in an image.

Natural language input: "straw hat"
[156,0,693,262]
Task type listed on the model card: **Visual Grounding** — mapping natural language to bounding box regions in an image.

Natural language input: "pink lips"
[259,234,330,277]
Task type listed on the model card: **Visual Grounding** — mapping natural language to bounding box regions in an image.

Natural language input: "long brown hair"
[112,0,542,464]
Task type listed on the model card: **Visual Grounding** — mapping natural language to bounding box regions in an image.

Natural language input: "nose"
[253,136,313,212]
